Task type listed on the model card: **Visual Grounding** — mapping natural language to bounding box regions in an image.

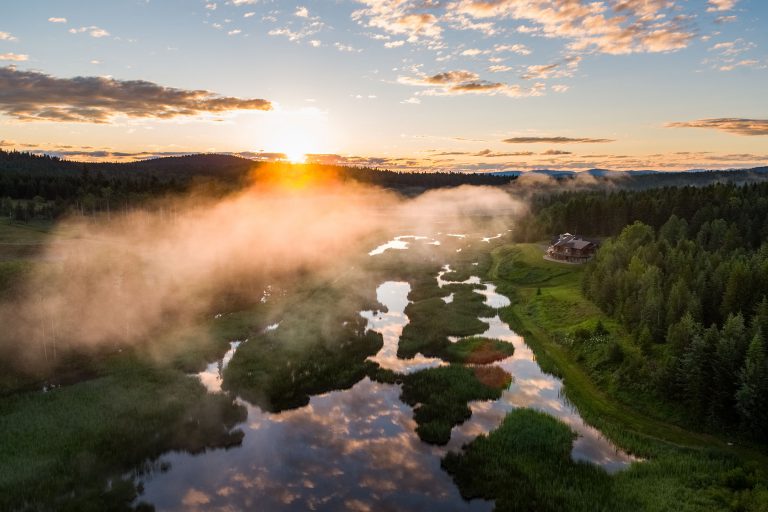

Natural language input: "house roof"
[551,234,595,250]
[570,239,593,250]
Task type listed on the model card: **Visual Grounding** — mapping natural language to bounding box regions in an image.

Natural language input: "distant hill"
[0,150,515,190]
[494,166,768,189]
[2,149,767,192]
[0,151,254,180]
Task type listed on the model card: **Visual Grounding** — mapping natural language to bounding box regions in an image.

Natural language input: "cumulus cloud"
[0,31,18,42]
[68,26,111,38]
[399,69,545,98]
[353,1,442,43]
[0,66,272,123]
[494,43,531,55]
[503,136,614,144]
[449,0,694,55]
[707,0,737,12]
[48,17,67,23]
[0,53,28,62]
[666,118,768,136]
[521,56,580,80]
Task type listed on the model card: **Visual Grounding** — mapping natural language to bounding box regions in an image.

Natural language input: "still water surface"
[139,235,633,510]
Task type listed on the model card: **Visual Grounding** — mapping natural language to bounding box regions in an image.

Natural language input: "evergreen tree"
[736,330,768,439]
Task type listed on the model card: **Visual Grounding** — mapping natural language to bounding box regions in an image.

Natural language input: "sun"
[280,134,316,164]
[285,150,307,164]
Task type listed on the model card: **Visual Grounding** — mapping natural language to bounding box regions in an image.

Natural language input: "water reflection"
[446,315,636,473]
[140,379,492,511]
[143,233,636,511]
[436,265,508,309]
[197,341,242,393]
[368,235,437,256]
[433,262,633,472]
[361,281,444,374]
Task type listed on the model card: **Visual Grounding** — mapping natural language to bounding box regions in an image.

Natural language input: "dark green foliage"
[443,336,514,364]
[443,409,621,511]
[223,320,381,411]
[444,409,768,512]
[736,331,768,439]
[0,150,514,223]
[223,284,384,411]
[398,286,494,359]
[582,216,768,437]
[399,365,507,445]
[0,365,246,511]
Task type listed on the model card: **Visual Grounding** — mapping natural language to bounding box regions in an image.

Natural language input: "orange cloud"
[0,66,273,123]
[666,118,768,136]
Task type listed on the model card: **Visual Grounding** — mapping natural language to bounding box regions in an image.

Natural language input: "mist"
[0,172,526,372]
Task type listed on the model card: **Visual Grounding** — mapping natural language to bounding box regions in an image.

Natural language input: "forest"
[515,182,768,441]
[0,150,516,221]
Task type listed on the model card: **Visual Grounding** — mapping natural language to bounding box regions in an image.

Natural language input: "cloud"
[0,66,272,123]
[0,31,17,42]
[48,17,67,23]
[718,59,760,71]
[399,69,544,98]
[503,136,614,144]
[474,149,535,157]
[715,15,737,23]
[353,1,442,44]
[0,53,28,62]
[295,6,309,18]
[666,118,768,136]
[707,0,736,12]
[521,56,580,80]
[68,26,110,38]
[450,0,694,55]
[494,43,531,55]
[335,42,362,52]
[542,149,572,155]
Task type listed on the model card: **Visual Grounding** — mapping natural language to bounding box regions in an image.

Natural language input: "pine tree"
[736,330,768,439]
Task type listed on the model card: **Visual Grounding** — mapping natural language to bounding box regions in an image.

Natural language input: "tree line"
[0,150,516,221]
[517,182,768,440]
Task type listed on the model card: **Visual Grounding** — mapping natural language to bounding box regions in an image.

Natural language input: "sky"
[0,0,766,172]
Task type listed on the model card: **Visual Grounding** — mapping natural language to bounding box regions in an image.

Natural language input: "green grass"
[443,409,768,512]
[0,364,246,511]
[223,283,384,411]
[398,285,494,359]
[490,244,726,454]
[484,242,768,509]
[399,365,510,445]
[443,409,620,511]
[443,336,514,364]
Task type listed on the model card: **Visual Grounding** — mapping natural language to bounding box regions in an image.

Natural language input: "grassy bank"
[471,242,768,510]
[488,243,764,456]
[443,408,768,512]
[0,364,246,511]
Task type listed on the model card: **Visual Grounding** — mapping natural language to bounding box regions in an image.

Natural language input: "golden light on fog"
[245,107,331,166]
[286,151,307,164]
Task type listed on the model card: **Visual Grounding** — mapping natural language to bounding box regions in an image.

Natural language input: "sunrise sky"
[1,0,766,171]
